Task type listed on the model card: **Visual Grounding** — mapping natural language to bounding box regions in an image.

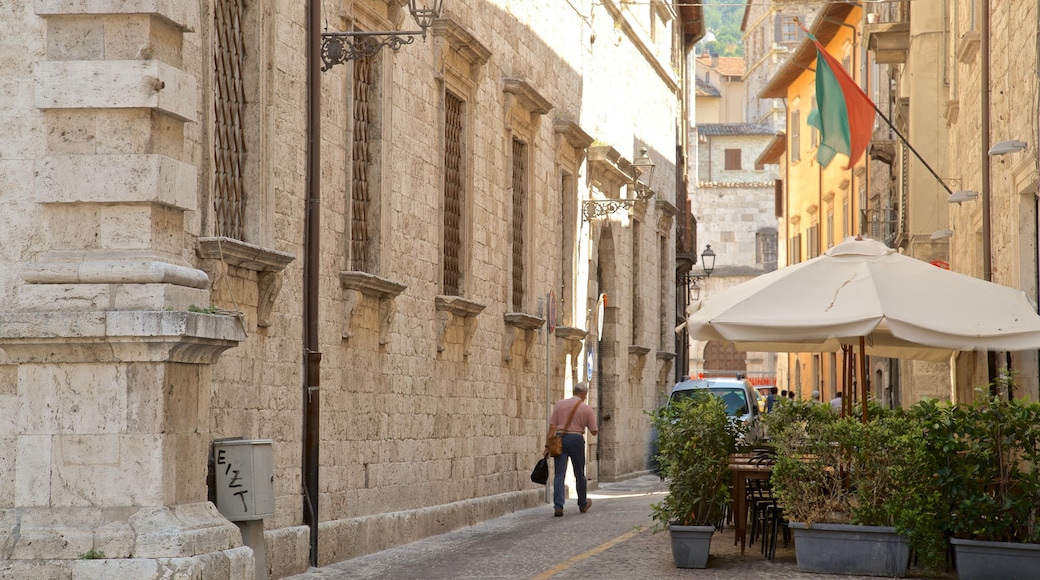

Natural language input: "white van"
[668,377,765,442]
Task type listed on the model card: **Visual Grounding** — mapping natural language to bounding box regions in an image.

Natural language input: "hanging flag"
[804,32,876,169]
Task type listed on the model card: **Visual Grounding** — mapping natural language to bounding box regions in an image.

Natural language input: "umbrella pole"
[859,337,868,423]
[841,346,852,418]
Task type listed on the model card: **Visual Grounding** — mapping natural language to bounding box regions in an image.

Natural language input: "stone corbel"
[379,299,397,345]
[656,351,676,387]
[197,237,296,328]
[431,16,491,85]
[503,78,552,132]
[554,326,587,379]
[342,289,363,339]
[655,199,677,233]
[435,295,486,356]
[503,312,546,364]
[553,118,593,165]
[339,272,407,344]
[628,345,651,382]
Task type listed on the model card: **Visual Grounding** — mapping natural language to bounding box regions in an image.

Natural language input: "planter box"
[669,525,714,568]
[789,522,909,577]
[951,537,1040,580]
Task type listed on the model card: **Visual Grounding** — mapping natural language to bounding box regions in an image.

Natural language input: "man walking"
[546,382,598,517]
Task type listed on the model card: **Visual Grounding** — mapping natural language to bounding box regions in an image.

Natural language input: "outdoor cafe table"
[728,454,772,555]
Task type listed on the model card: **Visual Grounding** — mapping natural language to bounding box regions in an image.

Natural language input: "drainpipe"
[304,0,322,567]
[981,0,998,389]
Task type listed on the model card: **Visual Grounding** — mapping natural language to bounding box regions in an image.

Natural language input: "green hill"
[702,0,745,57]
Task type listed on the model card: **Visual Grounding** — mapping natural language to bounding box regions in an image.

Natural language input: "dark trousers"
[553,433,587,510]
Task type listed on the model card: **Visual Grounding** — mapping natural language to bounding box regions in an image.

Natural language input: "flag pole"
[867,103,955,196]
[793,17,955,196]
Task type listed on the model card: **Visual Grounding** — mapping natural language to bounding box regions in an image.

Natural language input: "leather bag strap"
[558,398,583,434]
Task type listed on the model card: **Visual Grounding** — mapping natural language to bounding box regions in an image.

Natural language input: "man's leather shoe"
[580,499,592,513]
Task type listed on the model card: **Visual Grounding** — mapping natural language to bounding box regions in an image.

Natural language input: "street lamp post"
[688,245,716,301]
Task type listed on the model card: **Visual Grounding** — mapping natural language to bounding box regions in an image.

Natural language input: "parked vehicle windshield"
[671,387,749,417]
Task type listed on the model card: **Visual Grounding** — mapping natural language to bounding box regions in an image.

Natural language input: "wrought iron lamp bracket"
[582,198,637,221]
[321,31,427,71]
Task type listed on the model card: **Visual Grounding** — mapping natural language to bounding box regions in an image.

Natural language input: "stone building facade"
[689,124,779,384]
[0,1,703,578]
[741,0,821,130]
[746,0,1040,407]
[923,0,1040,401]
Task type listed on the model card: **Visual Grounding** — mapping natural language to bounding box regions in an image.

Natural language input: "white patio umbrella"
[687,236,1040,417]
[689,236,1040,361]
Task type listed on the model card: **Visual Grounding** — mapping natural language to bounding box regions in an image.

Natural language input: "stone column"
[0,312,251,578]
[0,2,254,578]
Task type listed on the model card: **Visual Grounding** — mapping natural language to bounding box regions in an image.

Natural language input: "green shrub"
[914,390,1040,545]
[648,393,742,530]
[767,400,946,570]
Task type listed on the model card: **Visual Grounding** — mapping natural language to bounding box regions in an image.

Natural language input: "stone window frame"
[201,0,294,329]
[334,2,408,346]
[552,118,592,378]
[431,16,490,358]
[501,78,552,364]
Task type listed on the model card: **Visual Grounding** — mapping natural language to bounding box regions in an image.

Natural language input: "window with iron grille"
[756,230,778,269]
[560,171,575,324]
[350,55,375,272]
[443,91,465,296]
[899,147,909,238]
[213,0,246,240]
[631,220,641,337]
[511,138,528,311]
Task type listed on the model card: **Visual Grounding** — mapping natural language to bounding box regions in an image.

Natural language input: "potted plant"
[648,391,742,568]
[915,374,1040,579]
[766,400,946,577]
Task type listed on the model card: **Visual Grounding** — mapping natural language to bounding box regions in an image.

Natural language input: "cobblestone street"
[285,475,956,579]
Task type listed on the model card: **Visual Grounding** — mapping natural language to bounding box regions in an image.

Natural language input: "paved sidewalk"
[284,475,955,579]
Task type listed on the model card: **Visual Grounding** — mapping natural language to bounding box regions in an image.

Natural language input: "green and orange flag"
[805,32,876,169]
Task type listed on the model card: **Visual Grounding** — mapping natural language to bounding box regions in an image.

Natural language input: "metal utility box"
[212,439,275,521]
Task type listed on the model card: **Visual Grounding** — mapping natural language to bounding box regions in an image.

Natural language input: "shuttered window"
[724,148,742,170]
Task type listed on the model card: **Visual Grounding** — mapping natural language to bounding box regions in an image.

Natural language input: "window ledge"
[553,326,587,379]
[197,237,295,272]
[339,272,408,344]
[503,312,546,364]
[656,351,676,386]
[197,237,296,328]
[629,344,651,381]
[435,295,486,356]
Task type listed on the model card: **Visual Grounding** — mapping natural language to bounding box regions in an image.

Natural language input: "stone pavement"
[284,475,955,579]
